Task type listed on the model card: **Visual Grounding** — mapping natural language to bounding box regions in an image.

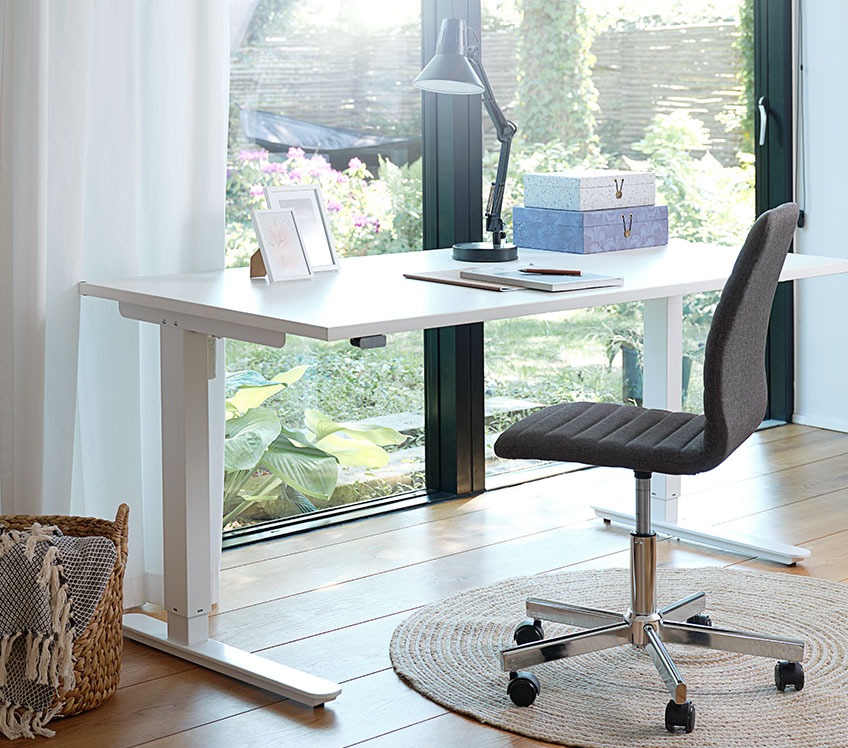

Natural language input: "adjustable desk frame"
[79,242,848,707]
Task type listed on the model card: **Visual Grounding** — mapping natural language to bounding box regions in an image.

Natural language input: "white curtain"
[0,1,229,607]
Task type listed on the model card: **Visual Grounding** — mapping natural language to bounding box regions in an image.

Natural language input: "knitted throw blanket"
[0,523,116,740]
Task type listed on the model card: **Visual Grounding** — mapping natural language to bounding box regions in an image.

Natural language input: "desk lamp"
[414,17,518,262]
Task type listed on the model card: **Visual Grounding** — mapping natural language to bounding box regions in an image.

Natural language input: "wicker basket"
[0,503,129,717]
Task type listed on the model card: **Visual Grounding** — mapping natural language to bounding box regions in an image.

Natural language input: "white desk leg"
[591,297,809,566]
[122,326,341,706]
[643,296,683,521]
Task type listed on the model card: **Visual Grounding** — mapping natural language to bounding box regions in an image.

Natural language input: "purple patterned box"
[513,204,669,254]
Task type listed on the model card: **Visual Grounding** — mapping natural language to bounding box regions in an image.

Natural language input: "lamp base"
[452,242,518,262]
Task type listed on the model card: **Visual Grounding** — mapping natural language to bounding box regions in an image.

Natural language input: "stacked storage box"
[513,169,668,254]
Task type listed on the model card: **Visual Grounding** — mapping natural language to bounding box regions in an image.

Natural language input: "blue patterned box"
[513,204,668,254]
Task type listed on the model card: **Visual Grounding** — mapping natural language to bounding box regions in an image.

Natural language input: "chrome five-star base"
[499,474,806,734]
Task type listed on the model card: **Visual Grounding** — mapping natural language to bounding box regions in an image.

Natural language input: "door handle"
[758,96,768,146]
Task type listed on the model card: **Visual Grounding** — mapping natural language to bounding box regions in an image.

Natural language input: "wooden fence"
[230,22,744,165]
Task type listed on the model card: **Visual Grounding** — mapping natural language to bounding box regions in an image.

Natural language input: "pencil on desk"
[519,267,582,276]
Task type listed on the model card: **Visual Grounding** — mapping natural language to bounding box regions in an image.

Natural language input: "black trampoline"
[240,108,421,174]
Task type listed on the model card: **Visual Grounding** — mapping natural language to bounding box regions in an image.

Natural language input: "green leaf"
[223,468,253,503]
[225,369,280,394]
[236,487,317,516]
[304,408,407,446]
[272,365,309,386]
[225,366,309,415]
[280,487,317,514]
[260,434,338,500]
[228,383,284,415]
[314,432,390,468]
[224,408,281,471]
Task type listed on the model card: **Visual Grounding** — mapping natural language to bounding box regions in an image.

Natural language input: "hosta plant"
[224,368,407,528]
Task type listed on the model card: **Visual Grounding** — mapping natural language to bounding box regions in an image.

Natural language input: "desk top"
[79,241,848,344]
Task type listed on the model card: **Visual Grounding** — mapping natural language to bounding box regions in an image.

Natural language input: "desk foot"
[122,613,342,707]
[592,506,810,566]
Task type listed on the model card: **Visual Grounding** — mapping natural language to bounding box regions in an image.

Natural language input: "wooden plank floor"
[39,424,848,746]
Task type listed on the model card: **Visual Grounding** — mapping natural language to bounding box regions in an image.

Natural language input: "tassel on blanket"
[0,531,16,558]
[37,546,59,589]
[58,626,75,691]
[36,635,52,686]
[0,632,21,687]
[23,525,58,562]
[0,702,58,740]
[24,632,39,682]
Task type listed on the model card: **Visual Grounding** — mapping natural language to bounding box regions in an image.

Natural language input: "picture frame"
[251,208,312,282]
[264,184,339,272]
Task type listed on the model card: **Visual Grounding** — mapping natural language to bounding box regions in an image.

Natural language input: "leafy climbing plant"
[223,368,407,528]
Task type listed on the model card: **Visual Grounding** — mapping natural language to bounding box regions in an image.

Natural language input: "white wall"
[793,0,848,432]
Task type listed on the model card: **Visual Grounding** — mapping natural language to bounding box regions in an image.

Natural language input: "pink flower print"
[268,218,293,254]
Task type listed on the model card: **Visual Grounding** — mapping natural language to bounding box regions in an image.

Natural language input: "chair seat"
[494,402,709,475]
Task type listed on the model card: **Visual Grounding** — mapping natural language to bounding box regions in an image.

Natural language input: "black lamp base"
[452,241,518,263]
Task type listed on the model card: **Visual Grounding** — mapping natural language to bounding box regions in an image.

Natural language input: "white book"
[459,267,624,292]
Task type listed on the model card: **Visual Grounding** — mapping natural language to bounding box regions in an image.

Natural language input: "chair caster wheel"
[775,660,804,691]
[507,671,540,707]
[686,613,712,626]
[513,618,544,645]
[665,699,695,733]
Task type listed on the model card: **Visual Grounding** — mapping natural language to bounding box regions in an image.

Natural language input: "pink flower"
[261,162,287,174]
[307,158,332,176]
[287,147,306,159]
[348,157,365,171]
[240,149,269,162]
[353,215,368,228]
[327,200,343,213]
[249,184,265,197]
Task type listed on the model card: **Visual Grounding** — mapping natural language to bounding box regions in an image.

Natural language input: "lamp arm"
[466,47,515,144]
[467,47,516,247]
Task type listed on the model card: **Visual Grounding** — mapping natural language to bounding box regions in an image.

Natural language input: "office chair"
[494,203,805,734]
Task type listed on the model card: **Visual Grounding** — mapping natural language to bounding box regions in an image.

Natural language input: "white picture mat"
[264,185,339,271]
[251,208,312,282]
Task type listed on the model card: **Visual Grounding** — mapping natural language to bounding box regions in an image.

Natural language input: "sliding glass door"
[481,0,760,481]
[224,0,427,543]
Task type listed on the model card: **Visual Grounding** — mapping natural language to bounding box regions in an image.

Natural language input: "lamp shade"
[413,17,484,95]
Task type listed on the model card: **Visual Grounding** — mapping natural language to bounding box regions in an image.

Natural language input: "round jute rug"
[390,567,848,747]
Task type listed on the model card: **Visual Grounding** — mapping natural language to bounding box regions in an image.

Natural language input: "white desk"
[79,241,848,706]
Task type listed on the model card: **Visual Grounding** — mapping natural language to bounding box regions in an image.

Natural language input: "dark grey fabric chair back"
[700,202,799,468]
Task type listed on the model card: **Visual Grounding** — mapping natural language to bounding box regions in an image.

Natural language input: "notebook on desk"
[403,269,523,292]
[459,268,624,292]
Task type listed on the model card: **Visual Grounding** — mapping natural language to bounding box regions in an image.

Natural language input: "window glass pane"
[483,0,754,479]
[225,0,424,536]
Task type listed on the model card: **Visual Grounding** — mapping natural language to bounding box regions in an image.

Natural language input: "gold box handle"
[614,178,625,199]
